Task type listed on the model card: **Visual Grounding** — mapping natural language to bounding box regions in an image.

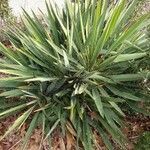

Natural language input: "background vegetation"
[0,0,10,19]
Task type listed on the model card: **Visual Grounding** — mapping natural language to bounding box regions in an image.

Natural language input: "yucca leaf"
[108,109,124,127]
[92,89,104,118]
[102,96,125,103]
[49,1,67,36]
[22,10,48,43]
[88,73,115,84]
[78,0,86,43]
[127,101,150,116]
[109,13,150,52]
[82,115,93,150]
[0,101,37,117]
[0,69,40,77]
[98,127,113,150]
[25,77,58,82]
[39,113,46,150]
[0,78,23,88]
[106,85,141,101]
[0,89,23,98]
[92,0,125,62]
[98,116,126,147]
[44,119,60,140]
[76,116,82,148]
[109,101,125,116]
[110,73,149,82]
[104,108,125,137]
[118,0,139,26]
[63,50,70,67]
[114,52,147,62]
[0,43,23,65]
[91,122,113,150]
[98,56,117,70]
[98,86,125,116]
[22,112,39,150]
[0,107,34,141]
[45,1,59,44]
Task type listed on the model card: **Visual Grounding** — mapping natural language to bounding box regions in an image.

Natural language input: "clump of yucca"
[0,0,150,149]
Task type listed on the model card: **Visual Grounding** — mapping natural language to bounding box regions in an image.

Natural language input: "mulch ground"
[0,114,149,150]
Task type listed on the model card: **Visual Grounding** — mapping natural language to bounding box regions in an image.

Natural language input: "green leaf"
[92,0,125,61]
[114,53,147,62]
[0,89,23,98]
[109,13,150,52]
[127,102,150,116]
[88,73,115,84]
[63,50,70,67]
[0,101,37,117]
[44,119,60,140]
[0,107,34,140]
[92,89,104,118]
[96,124,113,150]
[106,85,141,101]
[110,73,148,82]
[22,112,39,150]
[109,101,125,116]
[82,115,93,150]
[0,77,23,87]
[39,113,46,150]
[0,43,23,65]
[98,116,126,147]
[25,77,58,82]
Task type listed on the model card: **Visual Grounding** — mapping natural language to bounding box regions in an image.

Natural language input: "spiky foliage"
[0,0,150,149]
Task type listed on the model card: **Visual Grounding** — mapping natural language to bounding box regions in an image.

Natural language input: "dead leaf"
[59,137,66,150]
[66,132,74,150]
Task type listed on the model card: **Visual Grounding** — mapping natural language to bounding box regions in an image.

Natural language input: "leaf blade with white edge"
[0,101,37,117]
[63,50,70,67]
[0,107,34,141]
[106,85,141,101]
[109,73,149,82]
[92,89,104,118]
[0,89,23,98]
[44,119,60,140]
[114,53,147,63]
[25,77,58,82]
[109,101,125,116]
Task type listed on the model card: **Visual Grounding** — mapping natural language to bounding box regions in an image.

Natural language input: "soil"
[0,114,149,150]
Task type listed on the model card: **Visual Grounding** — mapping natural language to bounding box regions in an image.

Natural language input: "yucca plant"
[0,0,150,149]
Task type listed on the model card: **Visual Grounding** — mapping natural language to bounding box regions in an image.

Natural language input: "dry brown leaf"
[126,143,134,150]
[66,132,75,150]
[132,125,139,132]
[59,137,66,150]
[31,128,42,144]
[66,122,76,137]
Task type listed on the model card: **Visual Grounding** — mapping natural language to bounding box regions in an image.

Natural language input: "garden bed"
[0,114,149,150]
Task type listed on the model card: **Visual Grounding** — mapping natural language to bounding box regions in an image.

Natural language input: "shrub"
[135,132,150,150]
[0,0,150,149]
[0,0,16,42]
[0,0,10,19]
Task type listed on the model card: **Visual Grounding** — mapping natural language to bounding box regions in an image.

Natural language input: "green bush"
[0,0,16,42]
[0,0,10,19]
[0,0,150,149]
[135,132,150,150]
